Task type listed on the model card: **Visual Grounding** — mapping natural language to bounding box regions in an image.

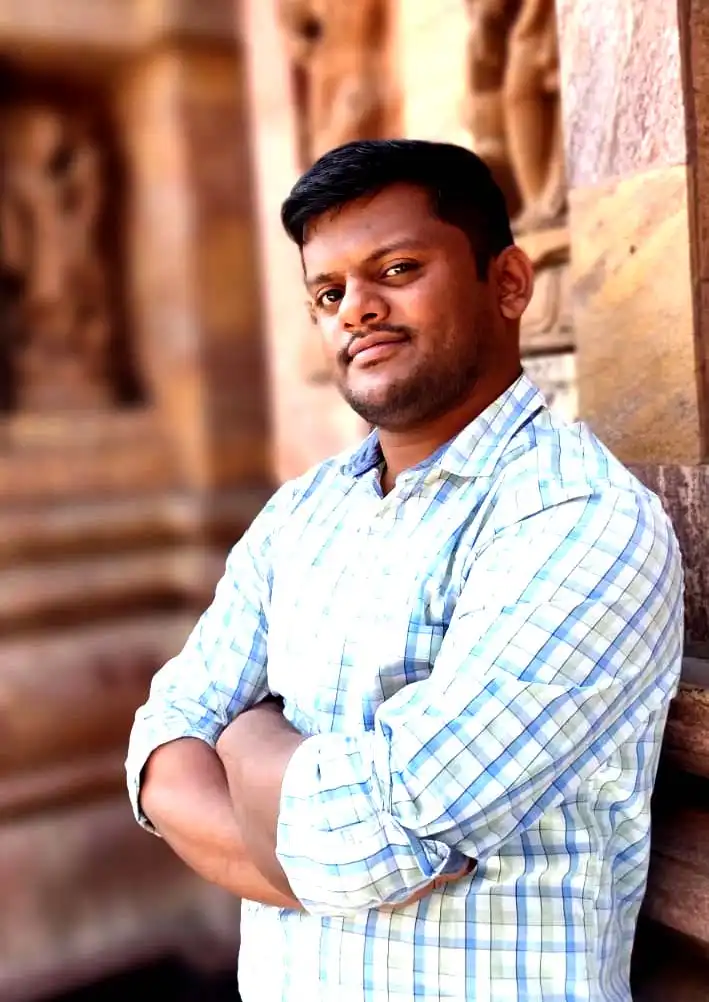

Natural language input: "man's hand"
[140,736,301,909]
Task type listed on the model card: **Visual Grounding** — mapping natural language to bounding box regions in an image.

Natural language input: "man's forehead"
[302,188,438,276]
[307,184,431,238]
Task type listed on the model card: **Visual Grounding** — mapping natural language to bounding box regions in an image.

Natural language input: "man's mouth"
[347,332,410,366]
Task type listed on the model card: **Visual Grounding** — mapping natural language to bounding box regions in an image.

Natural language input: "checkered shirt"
[127,375,683,1002]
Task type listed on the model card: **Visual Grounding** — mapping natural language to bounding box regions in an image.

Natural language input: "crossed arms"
[127,483,681,915]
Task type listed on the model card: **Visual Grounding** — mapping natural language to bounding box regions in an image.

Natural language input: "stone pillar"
[119,41,270,493]
[682,0,709,458]
[176,45,271,492]
[558,0,702,463]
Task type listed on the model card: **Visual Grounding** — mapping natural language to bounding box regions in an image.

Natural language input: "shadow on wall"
[632,918,709,1002]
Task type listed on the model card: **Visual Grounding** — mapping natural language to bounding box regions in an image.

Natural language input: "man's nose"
[338,283,389,329]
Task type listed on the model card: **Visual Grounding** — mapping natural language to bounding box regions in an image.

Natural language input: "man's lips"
[347,332,409,361]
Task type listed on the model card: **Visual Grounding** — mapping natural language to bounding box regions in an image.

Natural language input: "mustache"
[337,323,415,366]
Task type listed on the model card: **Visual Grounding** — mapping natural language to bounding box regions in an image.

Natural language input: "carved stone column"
[118,42,270,494]
[458,0,577,421]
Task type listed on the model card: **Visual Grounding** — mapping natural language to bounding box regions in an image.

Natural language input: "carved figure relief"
[464,0,574,418]
[464,0,566,232]
[278,0,387,166]
[0,102,124,412]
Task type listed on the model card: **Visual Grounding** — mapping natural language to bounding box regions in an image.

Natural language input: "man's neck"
[378,371,521,494]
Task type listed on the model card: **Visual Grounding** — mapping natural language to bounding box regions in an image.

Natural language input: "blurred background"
[0,0,707,999]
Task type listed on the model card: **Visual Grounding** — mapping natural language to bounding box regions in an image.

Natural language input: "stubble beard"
[338,348,481,432]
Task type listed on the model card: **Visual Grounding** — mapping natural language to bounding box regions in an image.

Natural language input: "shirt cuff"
[125,717,221,834]
[275,732,467,914]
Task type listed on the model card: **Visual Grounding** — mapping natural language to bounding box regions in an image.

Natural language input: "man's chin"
[340,386,422,430]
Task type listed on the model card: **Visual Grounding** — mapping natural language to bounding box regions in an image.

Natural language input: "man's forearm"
[217,704,305,896]
[140,737,301,909]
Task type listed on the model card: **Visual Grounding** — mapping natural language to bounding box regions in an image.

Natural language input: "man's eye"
[315,289,342,308]
[383,261,418,278]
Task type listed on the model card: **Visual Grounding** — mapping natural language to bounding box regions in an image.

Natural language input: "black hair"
[280,138,514,278]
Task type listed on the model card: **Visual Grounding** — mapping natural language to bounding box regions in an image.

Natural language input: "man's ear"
[492,246,535,320]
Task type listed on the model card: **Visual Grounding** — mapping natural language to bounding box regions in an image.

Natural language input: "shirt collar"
[340,375,547,480]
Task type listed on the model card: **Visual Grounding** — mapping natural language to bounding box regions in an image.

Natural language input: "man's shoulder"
[492,411,667,526]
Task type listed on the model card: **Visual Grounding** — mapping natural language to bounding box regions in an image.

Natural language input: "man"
[127,139,683,1001]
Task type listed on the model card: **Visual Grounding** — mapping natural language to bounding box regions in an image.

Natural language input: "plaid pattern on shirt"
[127,375,683,1002]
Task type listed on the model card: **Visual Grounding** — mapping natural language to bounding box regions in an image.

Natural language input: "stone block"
[557,0,687,188]
[570,165,700,463]
[631,464,709,646]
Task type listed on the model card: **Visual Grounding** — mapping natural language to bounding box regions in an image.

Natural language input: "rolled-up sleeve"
[126,484,292,830]
[276,487,684,914]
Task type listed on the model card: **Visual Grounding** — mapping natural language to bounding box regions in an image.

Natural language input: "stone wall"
[0,2,270,996]
[559,0,700,464]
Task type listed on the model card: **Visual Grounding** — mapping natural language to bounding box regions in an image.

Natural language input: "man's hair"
[280,138,514,278]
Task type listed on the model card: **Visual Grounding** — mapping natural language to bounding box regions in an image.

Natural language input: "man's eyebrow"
[305,239,429,289]
[363,239,430,263]
[305,269,339,290]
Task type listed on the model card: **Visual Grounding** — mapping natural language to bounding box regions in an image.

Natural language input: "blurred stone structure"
[461,0,574,421]
[0,98,121,412]
[278,0,390,166]
[0,1,270,998]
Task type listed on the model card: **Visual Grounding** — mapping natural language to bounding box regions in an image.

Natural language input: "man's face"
[302,183,506,431]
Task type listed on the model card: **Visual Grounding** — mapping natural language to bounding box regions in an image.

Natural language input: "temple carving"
[0,81,138,412]
[278,0,387,167]
[464,0,566,232]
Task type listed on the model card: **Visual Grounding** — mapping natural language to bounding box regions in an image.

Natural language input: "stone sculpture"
[278,0,385,165]
[464,0,566,231]
[0,103,114,411]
